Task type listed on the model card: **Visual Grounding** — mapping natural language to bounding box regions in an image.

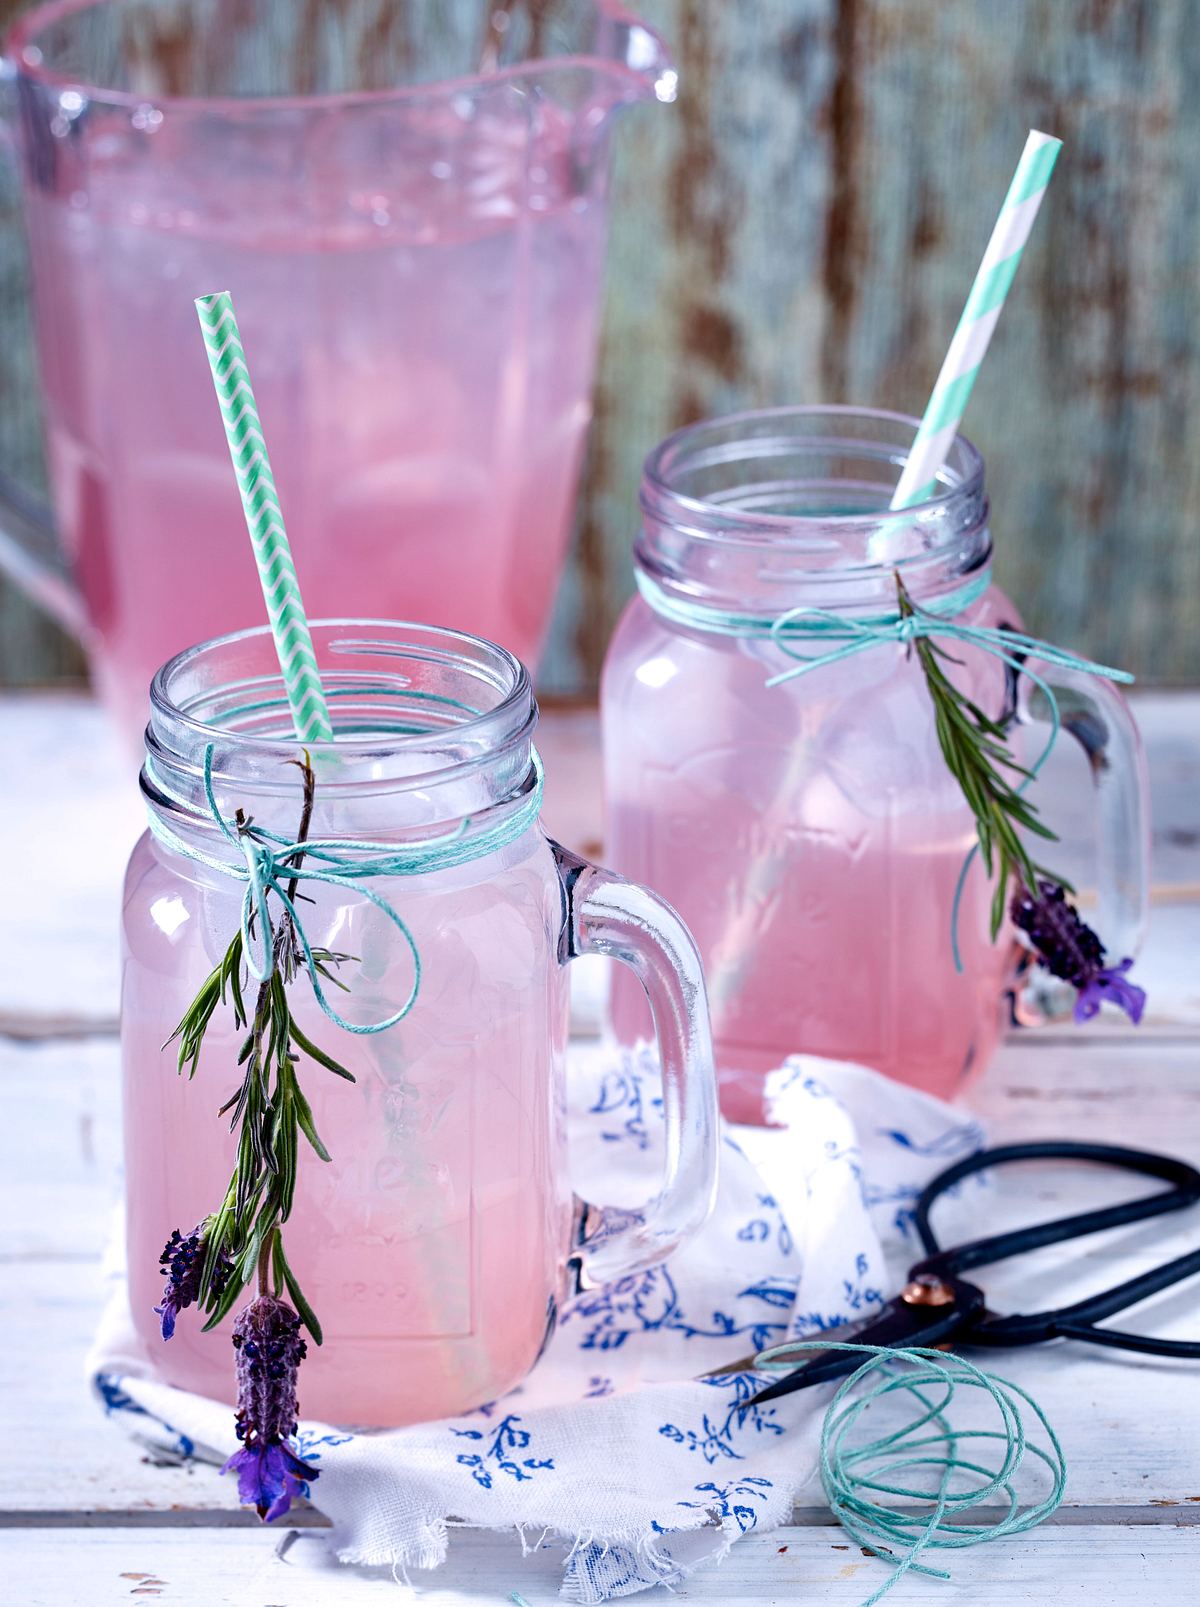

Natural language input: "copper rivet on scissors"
[900,1275,956,1307]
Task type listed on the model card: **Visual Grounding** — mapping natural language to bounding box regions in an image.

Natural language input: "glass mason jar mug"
[602,407,1150,1122]
[123,622,717,1427]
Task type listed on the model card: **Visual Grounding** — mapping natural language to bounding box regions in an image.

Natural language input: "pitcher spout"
[483,1,676,108]
[591,3,678,104]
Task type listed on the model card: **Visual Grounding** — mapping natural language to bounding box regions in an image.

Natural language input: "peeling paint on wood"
[2,0,1199,695]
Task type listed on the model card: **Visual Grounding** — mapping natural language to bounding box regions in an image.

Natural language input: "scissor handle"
[975,1245,1200,1354]
[912,1140,1200,1279]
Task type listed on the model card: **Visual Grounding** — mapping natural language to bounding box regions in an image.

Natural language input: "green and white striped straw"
[195,291,333,743]
[890,129,1062,511]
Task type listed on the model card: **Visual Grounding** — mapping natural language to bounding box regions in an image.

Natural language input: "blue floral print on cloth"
[88,1046,983,1602]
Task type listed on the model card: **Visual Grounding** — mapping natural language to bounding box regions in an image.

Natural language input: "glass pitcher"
[0,0,674,741]
[602,407,1150,1123]
[123,620,716,1427]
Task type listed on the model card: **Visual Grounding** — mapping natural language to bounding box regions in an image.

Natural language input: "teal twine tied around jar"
[146,743,545,1035]
[636,565,1135,969]
[750,1341,1067,1606]
[761,582,1133,967]
[764,586,1132,706]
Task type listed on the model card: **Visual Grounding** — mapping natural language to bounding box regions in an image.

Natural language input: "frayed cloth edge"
[333,1510,776,1603]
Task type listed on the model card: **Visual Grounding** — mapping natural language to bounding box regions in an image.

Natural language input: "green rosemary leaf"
[262,1098,282,1177]
[279,1098,298,1220]
[197,1197,235,1304]
[1008,803,1058,840]
[164,964,222,1077]
[270,972,291,1047]
[274,1235,323,1346]
[291,1077,333,1163]
[235,1220,266,1285]
[312,946,359,968]
[234,1119,261,1219]
[226,935,247,1030]
[897,574,1066,928]
[311,961,353,994]
[201,1260,251,1333]
[290,1018,356,1081]
[235,1031,254,1066]
[270,1228,287,1299]
[990,851,1018,937]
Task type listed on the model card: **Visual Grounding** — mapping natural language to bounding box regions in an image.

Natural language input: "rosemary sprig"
[164,753,354,1342]
[897,576,1060,937]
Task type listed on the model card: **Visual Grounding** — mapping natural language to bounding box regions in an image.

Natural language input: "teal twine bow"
[147,744,544,1035]
[763,590,1133,969]
[752,1341,1067,1606]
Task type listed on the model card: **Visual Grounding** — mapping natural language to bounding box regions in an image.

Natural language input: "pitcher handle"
[1016,667,1151,1021]
[0,55,85,639]
[0,469,84,635]
[550,841,719,1288]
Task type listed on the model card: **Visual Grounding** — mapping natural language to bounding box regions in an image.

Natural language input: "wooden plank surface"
[3,1,1200,693]
[5,1523,1200,1607]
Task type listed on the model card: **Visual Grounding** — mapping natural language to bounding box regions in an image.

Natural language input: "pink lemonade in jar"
[123,829,571,1426]
[604,599,1016,1122]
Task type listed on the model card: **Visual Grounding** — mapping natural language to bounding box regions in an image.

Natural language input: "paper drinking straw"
[706,131,1061,1044]
[890,129,1061,509]
[195,291,333,743]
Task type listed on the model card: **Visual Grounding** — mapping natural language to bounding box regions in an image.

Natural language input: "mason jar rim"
[640,404,986,549]
[148,618,534,785]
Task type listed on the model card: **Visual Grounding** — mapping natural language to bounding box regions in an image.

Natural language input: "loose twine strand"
[753,1340,1068,1605]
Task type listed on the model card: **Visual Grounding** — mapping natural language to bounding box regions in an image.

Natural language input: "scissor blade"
[743,1296,968,1408]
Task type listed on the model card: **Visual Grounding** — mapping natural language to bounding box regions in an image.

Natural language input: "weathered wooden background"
[2,0,1199,696]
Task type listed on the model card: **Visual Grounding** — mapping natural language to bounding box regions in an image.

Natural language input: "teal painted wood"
[2,0,1199,694]
[0,0,83,685]
[547,0,1200,692]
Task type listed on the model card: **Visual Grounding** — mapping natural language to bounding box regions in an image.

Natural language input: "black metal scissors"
[721,1141,1200,1407]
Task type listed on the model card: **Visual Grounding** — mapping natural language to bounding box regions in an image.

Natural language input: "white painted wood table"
[1,691,1198,1607]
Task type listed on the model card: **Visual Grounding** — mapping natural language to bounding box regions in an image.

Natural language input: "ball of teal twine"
[752,1341,1067,1606]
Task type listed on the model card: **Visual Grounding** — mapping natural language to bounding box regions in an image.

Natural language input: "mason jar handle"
[1017,667,1151,1021]
[550,841,719,1288]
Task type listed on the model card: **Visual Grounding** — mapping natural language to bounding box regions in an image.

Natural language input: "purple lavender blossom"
[221,1296,318,1521]
[154,1225,232,1340]
[1011,880,1146,1026]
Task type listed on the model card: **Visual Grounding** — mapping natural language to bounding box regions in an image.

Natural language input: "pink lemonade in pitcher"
[25,112,602,739]
[6,0,675,741]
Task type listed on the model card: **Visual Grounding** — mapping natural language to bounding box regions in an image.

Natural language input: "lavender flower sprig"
[159,753,351,1344]
[898,576,1145,1022]
[155,1223,233,1340]
[1012,881,1145,1025]
[222,1296,318,1521]
[155,755,358,1519]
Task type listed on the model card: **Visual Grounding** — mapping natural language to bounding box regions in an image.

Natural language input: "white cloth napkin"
[89,1046,984,1601]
